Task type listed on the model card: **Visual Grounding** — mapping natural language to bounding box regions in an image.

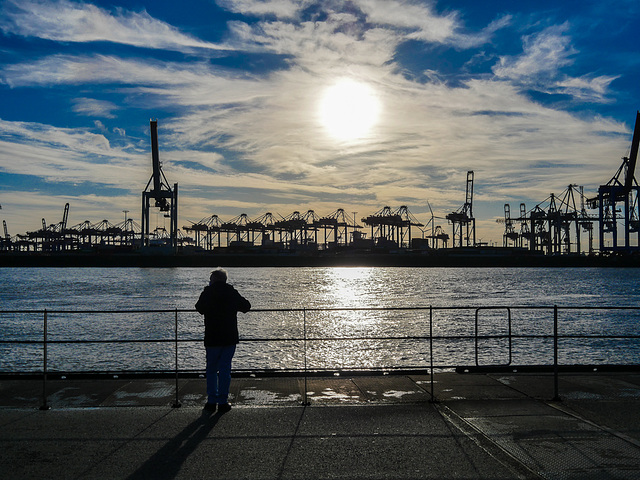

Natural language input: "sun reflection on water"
[320,267,377,307]
[307,267,413,369]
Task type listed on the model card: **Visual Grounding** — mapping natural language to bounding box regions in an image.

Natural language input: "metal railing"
[1,305,640,409]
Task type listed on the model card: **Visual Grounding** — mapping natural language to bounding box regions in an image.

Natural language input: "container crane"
[362,206,423,248]
[588,111,640,252]
[446,171,476,247]
[141,120,178,250]
[502,204,519,247]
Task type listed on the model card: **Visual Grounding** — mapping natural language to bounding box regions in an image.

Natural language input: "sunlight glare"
[323,267,375,307]
[319,78,381,142]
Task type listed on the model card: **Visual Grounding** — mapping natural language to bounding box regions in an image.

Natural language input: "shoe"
[217,403,231,413]
[203,402,216,412]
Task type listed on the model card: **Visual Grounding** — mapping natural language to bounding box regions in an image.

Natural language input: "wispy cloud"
[216,0,311,19]
[492,22,618,103]
[493,23,575,81]
[0,0,231,52]
[72,98,119,118]
[555,75,620,103]
[354,0,511,48]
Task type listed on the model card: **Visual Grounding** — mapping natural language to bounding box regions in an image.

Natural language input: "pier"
[1,371,640,479]
[2,303,640,477]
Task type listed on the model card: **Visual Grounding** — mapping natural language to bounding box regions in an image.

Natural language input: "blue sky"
[1,0,639,244]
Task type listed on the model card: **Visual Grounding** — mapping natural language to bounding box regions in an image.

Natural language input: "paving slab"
[304,377,364,403]
[0,380,42,407]
[352,375,430,403]
[173,378,208,406]
[288,404,526,479]
[114,408,304,480]
[460,413,640,479]
[413,372,507,386]
[553,400,640,444]
[233,377,303,405]
[101,379,177,406]
[0,408,173,479]
[442,398,553,418]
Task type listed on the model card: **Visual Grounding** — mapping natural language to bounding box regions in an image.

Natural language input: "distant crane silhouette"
[141,120,178,250]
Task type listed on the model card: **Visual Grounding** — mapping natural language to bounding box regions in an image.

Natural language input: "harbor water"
[1,267,640,373]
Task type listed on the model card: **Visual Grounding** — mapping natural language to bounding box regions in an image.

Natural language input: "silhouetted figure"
[195,267,251,413]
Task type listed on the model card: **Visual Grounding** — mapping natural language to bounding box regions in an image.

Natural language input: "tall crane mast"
[141,120,178,250]
[446,171,476,247]
[465,170,474,219]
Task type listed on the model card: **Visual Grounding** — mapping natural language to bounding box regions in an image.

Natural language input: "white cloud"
[492,22,619,103]
[216,0,311,19]
[354,0,510,48]
[2,55,264,106]
[0,119,115,156]
[94,120,107,132]
[555,74,620,103]
[493,23,575,81]
[355,0,458,42]
[226,16,399,71]
[0,0,231,52]
[73,98,119,118]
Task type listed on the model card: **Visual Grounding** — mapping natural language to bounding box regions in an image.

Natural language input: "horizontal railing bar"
[2,305,640,315]
[3,334,640,346]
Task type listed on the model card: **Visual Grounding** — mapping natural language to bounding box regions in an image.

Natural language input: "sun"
[319,78,381,142]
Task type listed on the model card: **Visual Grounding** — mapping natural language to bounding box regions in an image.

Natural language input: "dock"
[1,372,639,479]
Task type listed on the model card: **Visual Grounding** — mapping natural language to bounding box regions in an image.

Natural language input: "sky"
[1,0,639,245]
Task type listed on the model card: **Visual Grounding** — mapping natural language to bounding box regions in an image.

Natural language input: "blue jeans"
[205,345,236,404]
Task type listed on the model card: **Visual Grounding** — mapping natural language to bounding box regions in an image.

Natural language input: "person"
[195,267,251,413]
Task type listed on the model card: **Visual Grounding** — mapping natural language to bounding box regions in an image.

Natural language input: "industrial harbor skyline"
[1,0,640,247]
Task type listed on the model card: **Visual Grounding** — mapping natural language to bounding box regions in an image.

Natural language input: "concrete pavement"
[1,372,639,479]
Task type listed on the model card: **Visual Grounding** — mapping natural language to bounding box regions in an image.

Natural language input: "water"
[1,267,640,372]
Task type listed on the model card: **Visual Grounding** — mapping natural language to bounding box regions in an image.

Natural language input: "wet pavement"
[1,372,639,479]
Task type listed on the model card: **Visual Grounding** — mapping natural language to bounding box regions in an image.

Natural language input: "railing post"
[40,309,50,411]
[302,308,310,406]
[553,305,560,401]
[172,308,181,408]
[429,305,436,403]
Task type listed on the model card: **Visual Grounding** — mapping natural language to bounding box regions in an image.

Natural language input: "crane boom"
[150,120,162,195]
[625,110,640,192]
[62,203,69,230]
[465,170,474,217]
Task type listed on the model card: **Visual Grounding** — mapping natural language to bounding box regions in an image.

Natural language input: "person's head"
[209,267,228,284]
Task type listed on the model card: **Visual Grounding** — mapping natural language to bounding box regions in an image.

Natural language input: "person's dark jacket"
[195,282,251,347]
